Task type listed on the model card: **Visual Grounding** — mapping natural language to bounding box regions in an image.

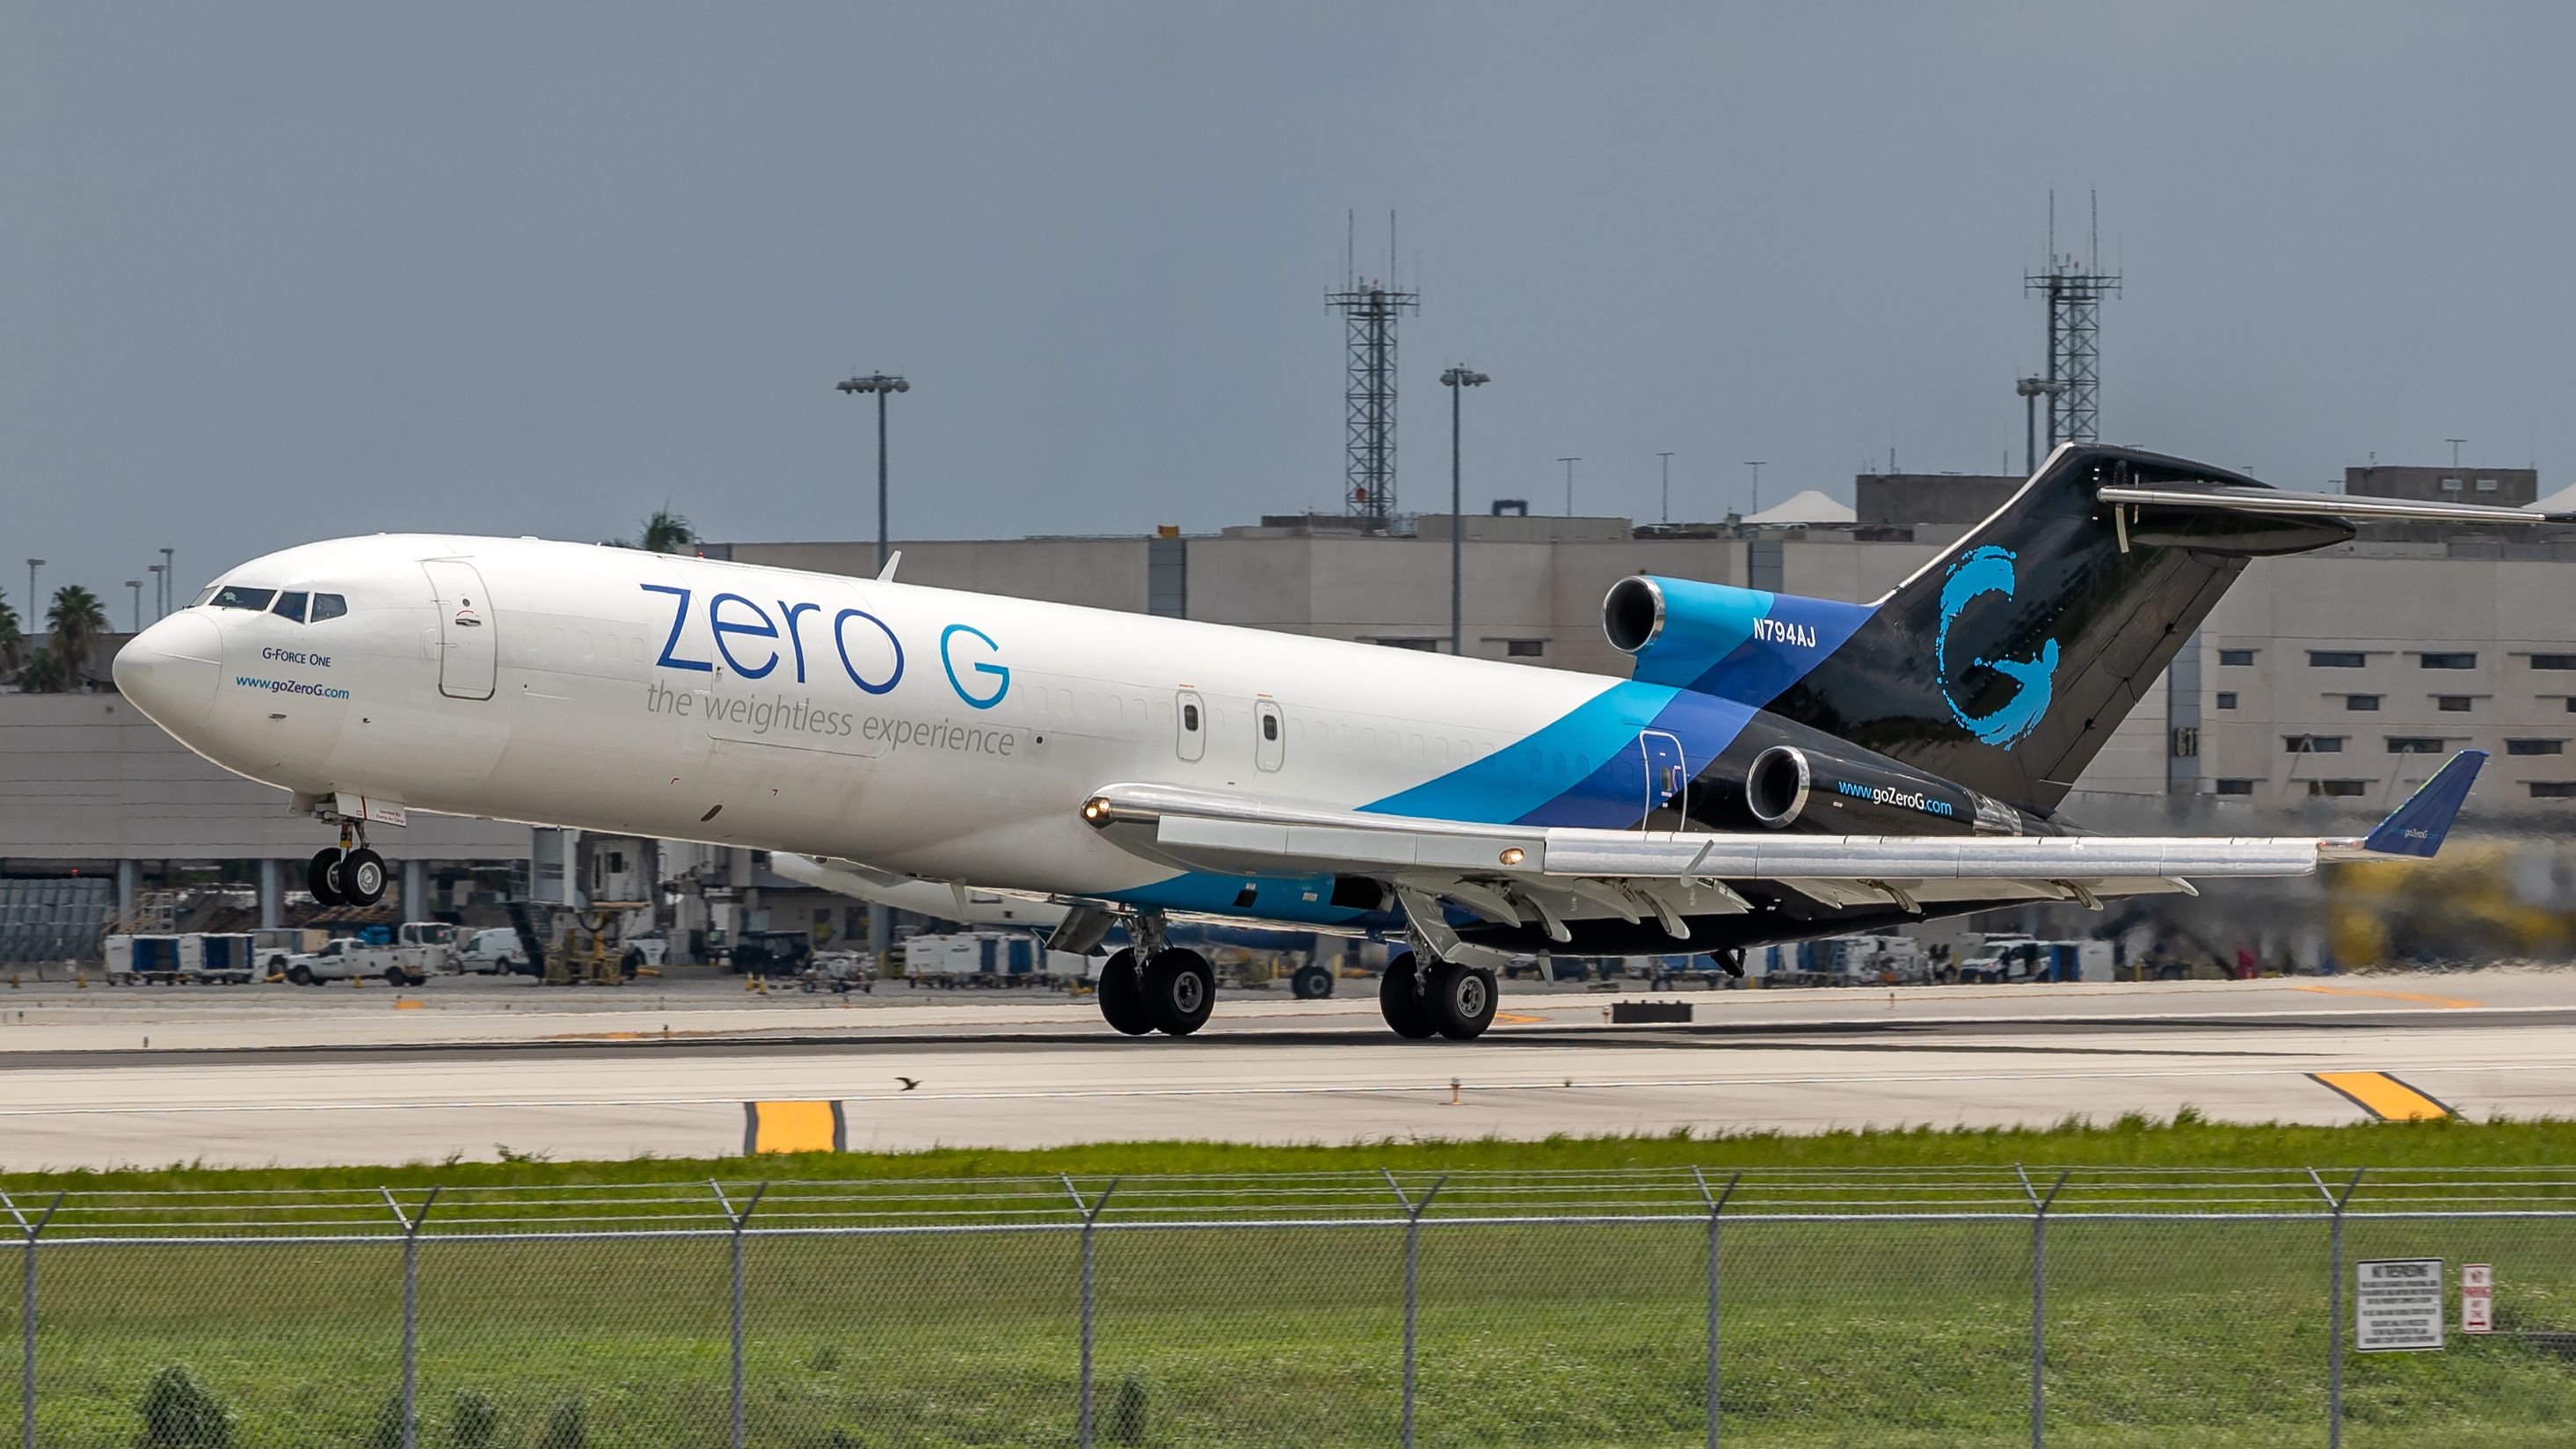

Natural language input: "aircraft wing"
[1078,751,2485,946]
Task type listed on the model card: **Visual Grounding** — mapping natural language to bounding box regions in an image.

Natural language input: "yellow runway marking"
[1492,1013,1547,1024]
[2310,1071,2454,1121]
[743,1099,846,1154]
[2292,984,2480,1009]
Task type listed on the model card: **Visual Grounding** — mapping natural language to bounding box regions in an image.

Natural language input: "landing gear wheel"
[1291,963,1335,1000]
[1141,949,1215,1036]
[1096,948,1154,1036]
[341,848,388,907]
[1378,952,1438,1039]
[1429,961,1499,1040]
[307,849,346,907]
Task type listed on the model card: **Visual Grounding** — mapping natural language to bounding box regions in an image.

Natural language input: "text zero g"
[640,585,1009,710]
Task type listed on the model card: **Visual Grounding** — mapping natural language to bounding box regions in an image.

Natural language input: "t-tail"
[1764,444,2492,815]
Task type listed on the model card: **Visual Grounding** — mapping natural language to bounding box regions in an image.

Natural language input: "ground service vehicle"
[457,926,528,974]
[279,937,425,987]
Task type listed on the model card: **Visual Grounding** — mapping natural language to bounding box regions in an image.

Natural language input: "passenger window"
[309,593,349,622]
[208,586,275,611]
[273,591,309,623]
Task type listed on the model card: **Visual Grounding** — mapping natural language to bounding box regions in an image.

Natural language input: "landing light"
[1082,797,1109,821]
[1499,847,1525,866]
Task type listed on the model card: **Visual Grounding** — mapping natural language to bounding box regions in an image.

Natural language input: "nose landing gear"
[306,825,389,908]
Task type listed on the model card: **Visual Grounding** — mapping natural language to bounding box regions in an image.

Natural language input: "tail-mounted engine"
[1742,741,2024,837]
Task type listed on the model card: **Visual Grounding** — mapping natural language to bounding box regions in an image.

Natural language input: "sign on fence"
[2461,1263,2492,1334]
[2355,1258,2444,1351]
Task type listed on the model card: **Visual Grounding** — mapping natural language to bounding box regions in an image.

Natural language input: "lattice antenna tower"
[2024,190,2121,447]
[1328,210,1418,522]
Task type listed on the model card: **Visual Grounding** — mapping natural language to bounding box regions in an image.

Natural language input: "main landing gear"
[1379,950,1497,1041]
[307,823,388,908]
[1095,945,1215,1037]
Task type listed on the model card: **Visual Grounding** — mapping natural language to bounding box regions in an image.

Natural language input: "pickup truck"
[278,937,426,987]
[395,921,462,975]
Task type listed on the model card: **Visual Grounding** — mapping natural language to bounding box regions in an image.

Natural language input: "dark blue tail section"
[2361,750,2485,857]
[1767,446,2357,815]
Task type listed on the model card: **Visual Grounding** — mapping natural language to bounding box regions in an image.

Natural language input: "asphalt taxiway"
[0,971,2566,1169]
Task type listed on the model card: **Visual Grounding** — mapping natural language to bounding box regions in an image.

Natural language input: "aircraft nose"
[113,613,222,732]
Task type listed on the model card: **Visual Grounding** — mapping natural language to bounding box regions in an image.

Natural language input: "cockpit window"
[309,593,349,622]
[192,585,219,608]
[208,586,275,611]
[273,591,310,623]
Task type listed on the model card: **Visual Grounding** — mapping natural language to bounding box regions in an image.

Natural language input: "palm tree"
[637,507,696,554]
[0,588,22,684]
[46,585,109,691]
[18,646,68,694]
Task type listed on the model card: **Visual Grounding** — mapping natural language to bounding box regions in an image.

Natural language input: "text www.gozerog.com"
[234,675,352,700]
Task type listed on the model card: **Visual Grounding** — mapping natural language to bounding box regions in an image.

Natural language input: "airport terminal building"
[6,465,2572,944]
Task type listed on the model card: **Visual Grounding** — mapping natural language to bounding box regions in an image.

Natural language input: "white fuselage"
[117,535,1647,918]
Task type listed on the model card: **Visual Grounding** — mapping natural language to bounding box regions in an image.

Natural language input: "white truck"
[279,937,427,987]
[394,921,462,975]
[458,926,531,975]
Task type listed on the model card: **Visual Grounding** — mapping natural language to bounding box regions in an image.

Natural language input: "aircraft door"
[423,560,497,701]
[1175,689,1207,762]
[1254,699,1285,772]
[1638,728,1686,828]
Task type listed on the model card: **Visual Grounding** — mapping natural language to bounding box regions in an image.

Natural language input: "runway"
[0,971,2568,1169]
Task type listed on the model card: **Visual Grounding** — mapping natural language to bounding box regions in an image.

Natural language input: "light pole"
[159,548,173,615]
[25,560,41,619]
[2015,378,2067,477]
[1558,458,1581,516]
[835,373,911,574]
[1439,367,1488,655]
[148,564,166,619]
[1656,452,1675,526]
[1742,462,1766,515]
[2446,438,2467,469]
[124,581,142,633]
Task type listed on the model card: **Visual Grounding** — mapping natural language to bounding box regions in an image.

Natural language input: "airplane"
[115,444,2538,1042]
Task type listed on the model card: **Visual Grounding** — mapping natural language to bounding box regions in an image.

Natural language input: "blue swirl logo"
[1935,545,2057,746]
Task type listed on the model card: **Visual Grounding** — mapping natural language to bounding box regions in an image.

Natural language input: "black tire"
[622,949,644,979]
[1291,963,1335,1001]
[1428,961,1498,1040]
[383,966,407,986]
[1378,952,1439,1039]
[1141,949,1215,1036]
[342,848,388,907]
[287,965,313,987]
[307,849,345,907]
[1096,948,1154,1036]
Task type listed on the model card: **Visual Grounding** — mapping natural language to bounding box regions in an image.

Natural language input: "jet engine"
[1743,742,2023,836]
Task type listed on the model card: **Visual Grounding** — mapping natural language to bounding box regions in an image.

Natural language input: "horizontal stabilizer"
[2097,484,2561,527]
[2354,749,2485,859]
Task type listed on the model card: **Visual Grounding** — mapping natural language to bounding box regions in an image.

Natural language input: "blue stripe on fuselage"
[1360,586,1875,830]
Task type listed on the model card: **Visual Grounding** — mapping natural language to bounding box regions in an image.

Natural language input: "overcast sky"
[6,3,2573,614]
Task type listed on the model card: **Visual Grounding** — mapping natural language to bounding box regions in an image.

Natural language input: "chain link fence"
[4,1168,2572,1447]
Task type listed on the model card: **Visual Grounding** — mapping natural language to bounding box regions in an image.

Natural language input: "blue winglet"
[2361,749,2485,857]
